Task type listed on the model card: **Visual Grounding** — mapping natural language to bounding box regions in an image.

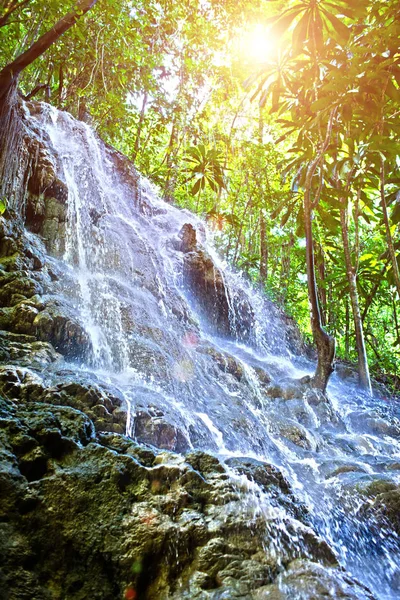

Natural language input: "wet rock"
[134,410,190,452]
[33,304,91,359]
[358,479,400,535]
[226,456,291,495]
[179,222,197,252]
[0,397,356,600]
[186,450,226,476]
[0,214,91,360]
[271,417,317,451]
[319,460,369,480]
[347,410,400,439]
[179,224,254,341]
[225,456,308,523]
[196,343,244,381]
[253,559,375,599]
[0,330,61,369]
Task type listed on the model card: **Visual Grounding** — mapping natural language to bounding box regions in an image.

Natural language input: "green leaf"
[280,207,292,227]
[321,10,351,43]
[191,178,202,196]
[312,6,324,52]
[341,103,352,122]
[385,79,400,103]
[292,11,310,54]
[0,198,7,215]
[391,202,400,225]
[269,7,305,38]
[311,95,335,112]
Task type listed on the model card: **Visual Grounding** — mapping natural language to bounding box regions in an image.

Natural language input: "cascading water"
[17,103,400,599]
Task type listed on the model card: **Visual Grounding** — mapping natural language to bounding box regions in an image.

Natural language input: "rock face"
[0,213,91,360]
[180,223,254,340]
[0,394,375,600]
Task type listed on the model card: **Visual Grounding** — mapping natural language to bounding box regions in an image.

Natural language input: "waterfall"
[11,102,400,599]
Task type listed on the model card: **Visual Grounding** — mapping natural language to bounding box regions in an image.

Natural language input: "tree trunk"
[304,191,335,392]
[345,299,350,360]
[0,0,98,102]
[380,159,400,298]
[340,205,372,394]
[303,109,337,391]
[361,259,389,322]
[259,211,268,285]
[132,92,148,162]
[315,242,327,325]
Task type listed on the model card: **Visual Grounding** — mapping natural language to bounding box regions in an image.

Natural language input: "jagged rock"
[0,366,127,435]
[179,223,254,340]
[179,222,197,252]
[0,215,92,359]
[253,559,375,599]
[134,410,190,452]
[0,396,365,600]
[196,343,244,381]
[33,304,91,359]
[270,417,317,451]
[347,410,400,438]
[0,330,61,368]
[225,456,309,524]
[357,479,400,535]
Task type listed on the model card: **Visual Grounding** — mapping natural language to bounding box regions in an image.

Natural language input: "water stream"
[25,105,400,599]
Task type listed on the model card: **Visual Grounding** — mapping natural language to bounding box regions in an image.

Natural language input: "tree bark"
[303,109,337,392]
[361,259,389,322]
[340,205,372,394]
[345,299,350,360]
[304,188,335,392]
[0,0,98,102]
[380,159,400,298]
[259,211,268,285]
[132,92,148,162]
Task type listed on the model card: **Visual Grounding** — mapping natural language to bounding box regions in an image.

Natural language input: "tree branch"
[0,0,98,102]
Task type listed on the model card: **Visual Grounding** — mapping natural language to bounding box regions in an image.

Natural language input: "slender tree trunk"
[233,191,253,265]
[132,92,148,162]
[302,109,337,391]
[393,292,400,344]
[380,159,400,298]
[340,205,372,394]
[58,62,64,106]
[259,211,268,285]
[304,188,335,391]
[162,118,178,201]
[0,0,98,102]
[361,259,390,322]
[315,242,327,325]
[345,299,350,360]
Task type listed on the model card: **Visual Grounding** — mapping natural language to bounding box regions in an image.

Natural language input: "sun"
[240,24,278,64]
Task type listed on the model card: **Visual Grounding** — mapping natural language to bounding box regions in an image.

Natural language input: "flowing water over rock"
[1,101,400,599]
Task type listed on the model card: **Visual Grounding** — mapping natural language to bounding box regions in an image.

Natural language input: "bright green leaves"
[0,198,7,214]
[265,0,354,58]
[182,145,226,196]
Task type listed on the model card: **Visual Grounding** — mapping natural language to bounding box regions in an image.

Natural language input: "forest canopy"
[1,0,400,391]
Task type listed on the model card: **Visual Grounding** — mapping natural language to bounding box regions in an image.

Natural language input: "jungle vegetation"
[1,0,400,392]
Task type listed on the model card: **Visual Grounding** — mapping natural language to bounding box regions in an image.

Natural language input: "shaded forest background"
[1,0,400,391]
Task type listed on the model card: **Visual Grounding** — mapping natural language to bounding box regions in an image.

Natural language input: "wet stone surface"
[0,394,376,600]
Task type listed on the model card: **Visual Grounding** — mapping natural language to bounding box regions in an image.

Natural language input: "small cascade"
[11,102,400,599]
